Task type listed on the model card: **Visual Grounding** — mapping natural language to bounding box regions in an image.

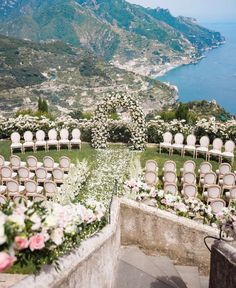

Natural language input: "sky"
[128,0,236,23]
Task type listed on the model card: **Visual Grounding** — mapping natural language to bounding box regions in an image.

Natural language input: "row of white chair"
[159,133,235,164]
[10,128,81,153]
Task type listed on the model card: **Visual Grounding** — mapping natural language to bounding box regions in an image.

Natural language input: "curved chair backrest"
[33,195,47,203]
[24,131,33,142]
[1,166,12,178]
[186,135,196,146]
[218,163,231,175]
[183,160,196,173]
[44,181,58,194]
[52,168,64,180]
[163,161,176,172]
[210,199,226,214]
[35,167,47,179]
[200,136,210,148]
[145,160,158,172]
[223,173,236,186]
[164,183,178,195]
[0,155,5,167]
[207,185,221,199]
[204,172,217,185]
[27,156,38,168]
[144,171,157,186]
[59,156,71,169]
[163,132,172,143]
[224,140,235,153]
[43,156,54,169]
[18,167,29,179]
[25,180,37,193]
[212,138,223,150]
[60,129,69,140]
[72,128,81,140]
[200,162,212,174]
[0,195,7,205]
[182,172,196,185]
[48,129,57,140]
[229,186,236,199]
[174,133,184,145]
[164,171,176,183]
[10,155,21,167]
[13,195,27,206]
[36,130,45,141]
[7,180,19,193]
[11,132,21,143]
[183,184,197,198]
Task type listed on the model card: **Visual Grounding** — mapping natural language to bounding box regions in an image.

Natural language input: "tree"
[38,97,48,113]
[176,102,189,121]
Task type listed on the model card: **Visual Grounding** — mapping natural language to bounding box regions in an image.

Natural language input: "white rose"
[45,215,57,228]
[8,213,25,228]
[51,228,64,246]
[30,214,41,230]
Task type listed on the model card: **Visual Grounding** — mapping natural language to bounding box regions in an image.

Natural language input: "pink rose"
[29,234,45,251]
[0,252,16,272]
[14,236,29,251]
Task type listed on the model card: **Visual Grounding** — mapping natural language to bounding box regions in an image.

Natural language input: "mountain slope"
[0,0,224,76]
[0,34,177,114]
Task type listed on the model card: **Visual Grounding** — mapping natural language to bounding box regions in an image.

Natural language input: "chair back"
[24,131,33,142]
[222,173,235,186]
[212,138,223,151]
[43,156,54,169]
[164,183,178,195]
[163,160,176,172]
[218,163,231,175]
[183,184,197,198]
[10,155,21,167]
[59,156,71,169]
[204,172,217,185]
[25,180,37,193]
[174,133,184,145]
[1,166,12,178]
[210,199,226,214]
[18,167,29,179]
[36,167,47,179]
[52,168,64,180]
[200,136,210,148]
[7,180,20,194]
[145,160,157,172]
[182,160,196,173]
[27,156,38,169]
[164,171,176,183]
[224,140,235,153]
[72,128,81,140]
[207,185,221,199]
[33,195,47,203]
[11,132,21,143]
[163,132,172,143]
[186,135,196,146]
[144,171,157,186]
[48,129,57,140]
[36,130,45,141]
[229,186,236,199]
[199,162,212,174]
[60,129,69,140]
[44,181,58,194]
[182,172,196,185]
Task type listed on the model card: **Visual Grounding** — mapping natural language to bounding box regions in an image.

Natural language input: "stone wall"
[12,197,121,288]
[120,198,219,274]
[209,240,236,288]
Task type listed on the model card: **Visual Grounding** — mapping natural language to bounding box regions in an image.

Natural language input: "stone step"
[175,266,201,288]
[116,246,187,288]
[199,276,209,288]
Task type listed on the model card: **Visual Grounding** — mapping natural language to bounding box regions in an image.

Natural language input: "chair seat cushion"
[196,147,208,152]
[160,142,172,148]
[11,143,22,148]
[222,152,234,158]
[209,149,221,155]
[23,142,34,147]
[59,139,70,144]
[172,144,184,149]
[35,141,46,146]
[184,145,196,151]
[47,140,58,145]
[70,139,81,144]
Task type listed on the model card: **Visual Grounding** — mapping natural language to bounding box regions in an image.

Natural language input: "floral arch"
[91,92,146,150]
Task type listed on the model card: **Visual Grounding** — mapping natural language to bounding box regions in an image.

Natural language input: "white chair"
[33,194,47,203]
[0,195,7,205]
[216,163,231,183]
[0,185,6,194]
[35,130,47,151]
[144,171,158,187]
[1,166,17,184]
[13,195,28,206]
[163,171,177,184]
[208,138,223,162]
[180,160,196,175]
[219,172,236,192]
[162,160,176,173]
[44,180,60,198]
[0,155,10,168]
[18,167,35,184]
[200,172,217,192]
[209,199,226,214]
[171,133,184,156]
[25,180,44,197]
[6,180,25,197]
[221,140,235,164]
[70,128,81,149]
[181,184,198,198]
[43,156,59,172]
[164,183,178,195]
[59,129,71,150]
[196,136,210,160]
[10,132,22,153]
[159,132,172,155]
[26,156,43,171]
[22,131,35,152]
[145,160,158,173]
[35,167,52,185]
[47,129,59,151]
[181,172,196,185]
[10,155,26,171]
[52,167,68,185]
[59,156,73,173]
[203,185,222,203]
[226,186,236,206]
[198,162,212,180]
[183,135,196,157]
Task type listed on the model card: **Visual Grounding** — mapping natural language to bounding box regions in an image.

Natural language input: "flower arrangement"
[91,92,146,150]
[0,200,106,273]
